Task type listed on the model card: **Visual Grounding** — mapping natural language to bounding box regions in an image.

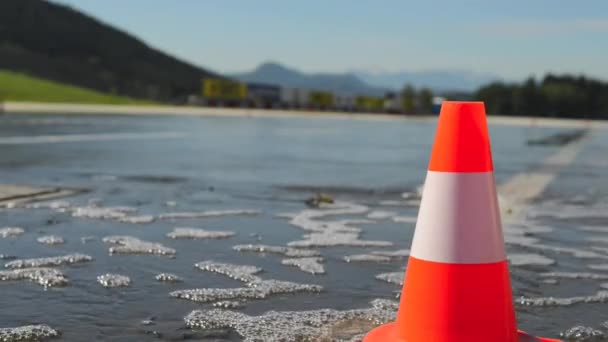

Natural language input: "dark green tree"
[401,84,415,113]
[418,88,433,114]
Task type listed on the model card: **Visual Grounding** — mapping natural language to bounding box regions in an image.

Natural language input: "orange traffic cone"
[364,102,560,342]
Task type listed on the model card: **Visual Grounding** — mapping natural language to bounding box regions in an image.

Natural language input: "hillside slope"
[0,0,220,102]
[0,70,154,104]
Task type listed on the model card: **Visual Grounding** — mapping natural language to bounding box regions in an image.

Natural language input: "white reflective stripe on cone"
[410,171,506,264]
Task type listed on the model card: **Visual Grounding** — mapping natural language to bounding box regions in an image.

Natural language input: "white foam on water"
[542,279,559,285]
[601,283,608,290]
[118,215,155,224]
[171,279,323,303]
[0,268,68,287]
[287,231,393,248]
[281,257,325,274]
[581,226,607,233]
[366,211,396,220]
[344,254,391,263]
[80,236,96,244]
[283,201,369,234]
[172,261,323,303]
[337,219,377,226]
[587,236,608,245]
[519,243,608,260]
[97,273,131,288]
[155,273,183,283]
[375,272,404,285]
[183,299,398,342]
[166,228,235,240]
[87,198,103,207]
[5,253,93,269]
[232,244,320,257]
[72,206,131,220]
[36,235,65,246]
[172,287,259,302]
[158,209,259,220]
[0,254,16,260]
[288,231,392,248]
[103,235,176,256]
[212,301,244,309]
[519,291,608,307]
[591,246,608,255]
[344,249,410,263]
[140,319,155,326]
[560,326,606,340]
[588,264,608,271]
[194,261,263,283]
[0,324,60,341]
[0,227,24,238]
[371,249,410,258]
[392,216,417,223]
[508,253,556,266]
[502,223,555,246]
[26,201,71,210]
[540,272,608,280]
[2,202,20,209]
[378,200,405,207]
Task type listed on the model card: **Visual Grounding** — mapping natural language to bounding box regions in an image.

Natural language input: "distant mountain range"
[352,69,501,93]
[0,0,500,103]
[232,62,500,95]
[231,63,388,96]
[0,0,220,102]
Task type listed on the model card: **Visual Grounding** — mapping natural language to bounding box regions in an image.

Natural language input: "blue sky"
[53,0,608,80]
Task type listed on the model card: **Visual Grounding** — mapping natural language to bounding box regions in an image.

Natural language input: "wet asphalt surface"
[0,113,606,341]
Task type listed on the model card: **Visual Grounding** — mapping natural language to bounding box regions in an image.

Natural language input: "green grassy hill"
[0,0,221,103]
[0,70,155,105]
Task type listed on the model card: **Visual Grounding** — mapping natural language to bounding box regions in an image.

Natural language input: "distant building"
[201,78,247,107]
[384,92,402,113]
[247,83,281,108]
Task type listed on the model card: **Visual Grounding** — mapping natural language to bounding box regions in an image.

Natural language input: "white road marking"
[498,140,586,222]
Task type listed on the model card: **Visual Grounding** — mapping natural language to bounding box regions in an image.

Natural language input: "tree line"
[400,85,434,114]
[475,74,608,119]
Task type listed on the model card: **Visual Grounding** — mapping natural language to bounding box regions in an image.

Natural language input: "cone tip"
[428,101,493,173]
